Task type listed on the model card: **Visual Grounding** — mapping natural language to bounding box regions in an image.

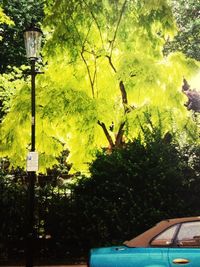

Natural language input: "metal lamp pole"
[23,24,43,267]
[26,58,36,267]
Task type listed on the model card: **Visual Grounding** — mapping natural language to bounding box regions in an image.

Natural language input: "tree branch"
[115,121,126,147]
[80,21,100,99]
[81,50,95,98]
[70,14,95,99]
[69,15,84,47]
[98,120,115,148]
[82,0,104,48]
[119,80,128,105]
[119,80,130,114]
[106,55,117,73]
[110,0,127,57]
[93,54,98,97]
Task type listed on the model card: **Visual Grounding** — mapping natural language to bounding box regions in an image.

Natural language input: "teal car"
[89,216,200,267]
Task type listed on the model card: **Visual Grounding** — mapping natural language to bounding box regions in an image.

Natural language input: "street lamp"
[24,24,43,267]
[24,25,42,60]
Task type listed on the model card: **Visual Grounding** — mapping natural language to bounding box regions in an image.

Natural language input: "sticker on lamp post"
[26,152,39,172]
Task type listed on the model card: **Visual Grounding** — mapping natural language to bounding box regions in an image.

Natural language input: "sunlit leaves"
[0,67,27,120]
[0,0,199,173]
[0,6,13,26]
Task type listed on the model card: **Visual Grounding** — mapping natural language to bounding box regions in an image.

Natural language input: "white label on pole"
[26,152,39,172]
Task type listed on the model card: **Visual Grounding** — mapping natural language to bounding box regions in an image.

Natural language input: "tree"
[0,0,44,73]
[65,128,200,249]
[164,0,200,61]
[0,131,200,260]
[0,0,199,172]
[0,0,44,121]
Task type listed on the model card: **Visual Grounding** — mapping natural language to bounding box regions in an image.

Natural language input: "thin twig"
[81,50,95,98]
[106,55,117,73]
[110,0,127,58]
[82,0,105,48]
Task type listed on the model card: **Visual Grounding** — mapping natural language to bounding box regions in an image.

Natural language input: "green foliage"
[0,0,44,73]
[1,132,200,261]
[0,6,13,27]
[68,131,200,249]
[0,166,26,260]
[0,0,199,172]
[164,0,200,61]
[0,66,27,121]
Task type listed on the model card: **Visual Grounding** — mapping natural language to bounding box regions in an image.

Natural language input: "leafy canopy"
[0,0,44,73]
[164,0,200,61]
[0,0,199,172]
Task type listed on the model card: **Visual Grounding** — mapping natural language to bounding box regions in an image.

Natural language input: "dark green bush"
[0,171,26,260]
[66,132,200,252]
[0,132,200,262]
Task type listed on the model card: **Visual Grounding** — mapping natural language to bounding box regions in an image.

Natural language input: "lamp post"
[23,24,43,267]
